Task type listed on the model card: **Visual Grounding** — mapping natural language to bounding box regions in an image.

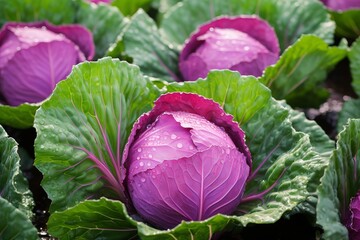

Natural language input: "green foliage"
[0,125,37,239]
[317,119,360,240]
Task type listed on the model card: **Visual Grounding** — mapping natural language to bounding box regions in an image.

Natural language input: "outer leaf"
[160,0,334,51]
[0,198,38,240]
[349,37,360,96]
[317,119,360,240]
[74,0,127,58]
[0,125,33,217]
[34,58,160,212]
[330,9,360,40]
[0,103,39,128]
[166,70,272,125]
[281,101,334,216]
[281,101,334,158]
[260,35,348,108]
[108,10,180,82]
[337,99,360,132]
[48,197,138,240]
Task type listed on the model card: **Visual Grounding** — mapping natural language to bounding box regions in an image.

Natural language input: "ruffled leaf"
[330,9,360,40]
[260,35,347,108]
[0,198,38,240]
[35,58,160,212]
[337,99,360,132]
[349,37,360,96]
[48,197,138,240]
[0,125,37,239]
[108,10,180,82]
[317,119,360,239]
[0,124,33,217]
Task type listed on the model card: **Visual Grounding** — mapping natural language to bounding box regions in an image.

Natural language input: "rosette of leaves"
[0,0,127,128]
[108,0,347,108]
[337,38,360,131]
[34,58,331,239]
[316,119,360,239]
[0,125,38,239]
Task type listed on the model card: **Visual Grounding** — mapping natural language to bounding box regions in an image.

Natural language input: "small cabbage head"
[320,0,360,11]
[179,16,280,81]
[123,92,252,229]
[345,192,360,239]
[0,22,94,106]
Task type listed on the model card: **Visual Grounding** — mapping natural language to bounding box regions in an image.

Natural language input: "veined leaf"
[35,58,160,212]
[0,125,37,239]
[0,198,38,240]
[260,35,348,108]
[0,125,33,217]
[48,197,138,240]
[317,119,360,240]
[330,9,360,40]
[349,37,360,96]
[107,10,180,82]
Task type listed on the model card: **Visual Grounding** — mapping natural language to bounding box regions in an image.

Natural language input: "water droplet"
[136,157,140,160]
[152,175,156,179]
[209,27,214,32]
[16,47,21,51]
[147,162,151,167]
[139,162,144,167]
[244,46,250,51]
[148,154,153,158]
[140,178,146,183]
[146,124,151,129]
[225,148,230,154]
[137,148,142,152]
[152,147,156,151]
[177,143,183,149]
[189,146,194,150]
[171,134,177,140]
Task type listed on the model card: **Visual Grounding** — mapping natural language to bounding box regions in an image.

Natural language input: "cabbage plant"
[108,0,347,108]
[34,58,331,239]
[178,16,280,80]
[317,119,360,240]
[0,0,126,128]
[0,21,94,106]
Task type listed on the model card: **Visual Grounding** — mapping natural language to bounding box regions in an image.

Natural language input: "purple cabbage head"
[179,16,280,81]
[320,0,360,11]
[345,192,360,239]
[0,21,94,106]
[123,92,252,229]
